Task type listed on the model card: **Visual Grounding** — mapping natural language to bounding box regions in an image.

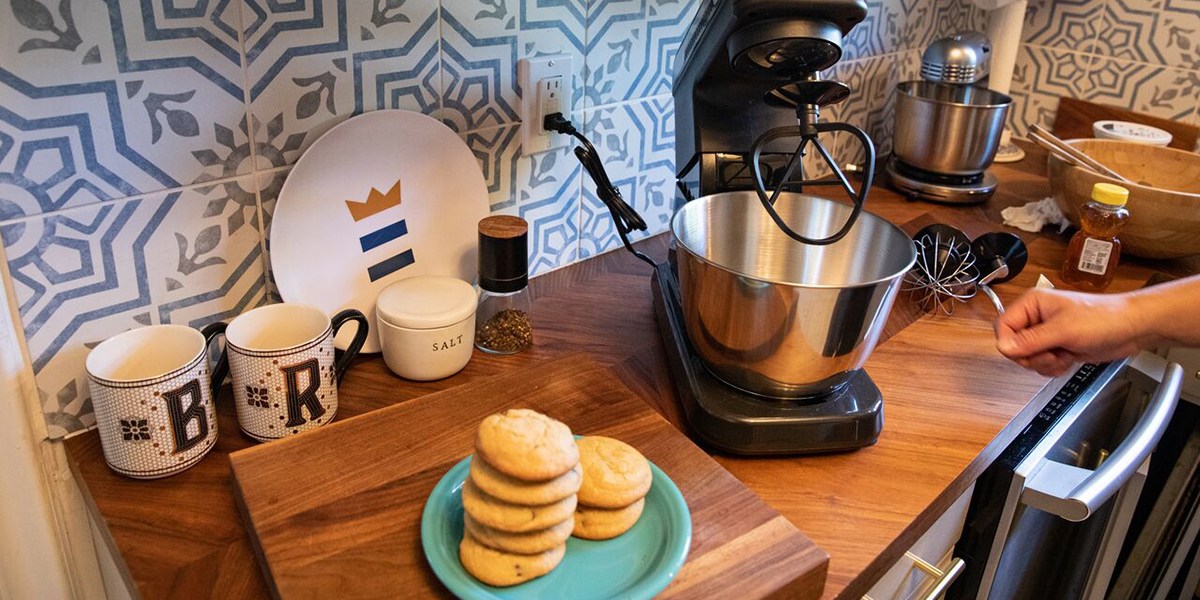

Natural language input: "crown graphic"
[345,179,402,222]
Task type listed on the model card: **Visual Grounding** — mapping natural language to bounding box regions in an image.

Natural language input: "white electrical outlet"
[518,55,573,155]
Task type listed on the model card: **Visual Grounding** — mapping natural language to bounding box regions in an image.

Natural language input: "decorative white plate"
[271,110,489,353]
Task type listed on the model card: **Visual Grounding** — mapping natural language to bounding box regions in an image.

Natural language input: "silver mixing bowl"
[893,81,1012,175]
[672,192,916,399]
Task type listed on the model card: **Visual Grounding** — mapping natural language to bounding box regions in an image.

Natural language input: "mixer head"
[728,18,846,78]
[673,0,870,198]
[921,31,992,85]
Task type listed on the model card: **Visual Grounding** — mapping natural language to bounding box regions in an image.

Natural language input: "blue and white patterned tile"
[441,0,585,132]
[584,0,699,108]
[1086,59,1200,123]
[930,0,989,41]
[828,54,902,165]
[841,0,884,62]
[257,167,291,304]
[148,179,270,330]
[1,181,270,437]
[873,0,936,55]
[1,197,157,436]
[2,0,250,212]
[462,124,524,210]
[578,96,674,259]
[462,122,582,274]
[1095,0,1161,63]
[1008,46,1095,136]
[245,0,441,164]
[1023,0,1103,52]
[440,0,521,132]
[1151,3,1200,70]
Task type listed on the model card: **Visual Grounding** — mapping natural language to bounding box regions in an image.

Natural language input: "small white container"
[375,276,478,381]
[1092,120,1173,146]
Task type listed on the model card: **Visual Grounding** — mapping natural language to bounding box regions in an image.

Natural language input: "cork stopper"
[478,216,528,293]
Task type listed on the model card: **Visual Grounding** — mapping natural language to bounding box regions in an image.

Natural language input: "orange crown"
[345,179,402,222]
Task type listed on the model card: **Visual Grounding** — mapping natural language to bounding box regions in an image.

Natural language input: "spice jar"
[475,216,533,354]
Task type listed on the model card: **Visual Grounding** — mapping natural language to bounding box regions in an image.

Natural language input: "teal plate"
[421,455,692,599]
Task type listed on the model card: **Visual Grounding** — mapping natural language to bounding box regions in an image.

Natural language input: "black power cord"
[543,113,657,268]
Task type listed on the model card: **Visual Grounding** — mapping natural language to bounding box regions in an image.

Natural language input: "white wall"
[0,257,99,599]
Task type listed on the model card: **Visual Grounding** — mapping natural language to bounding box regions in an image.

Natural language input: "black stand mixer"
[571,0,916,455]
[657,0,912,455]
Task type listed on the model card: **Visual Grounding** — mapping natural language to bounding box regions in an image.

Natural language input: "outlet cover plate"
[518,55,573,155]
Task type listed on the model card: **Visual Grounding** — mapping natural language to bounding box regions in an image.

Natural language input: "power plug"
[518,55,573,155]
[538,76,564,133]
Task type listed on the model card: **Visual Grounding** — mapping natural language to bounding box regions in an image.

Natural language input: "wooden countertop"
[64,143,1194,599]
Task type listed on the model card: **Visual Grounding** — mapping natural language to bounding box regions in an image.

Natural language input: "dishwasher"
[947,351,1184,600]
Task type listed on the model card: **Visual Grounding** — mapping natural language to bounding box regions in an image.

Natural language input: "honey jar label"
[1078,238,1114,276]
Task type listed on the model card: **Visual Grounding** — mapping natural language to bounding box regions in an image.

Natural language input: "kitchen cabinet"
[864,484,974,600]
[1165,347,1200,404]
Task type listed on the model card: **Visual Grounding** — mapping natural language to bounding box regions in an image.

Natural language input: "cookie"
[462,478,577,533]
[471,457,582,505]
[576,436,652,508]
[459,533,565,587]
[465,512,574,555]
[572,498,646,540]
[475,409,579,481]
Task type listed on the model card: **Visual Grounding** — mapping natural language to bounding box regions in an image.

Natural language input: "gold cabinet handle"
[861,554,966,600]
[909,554,966,600]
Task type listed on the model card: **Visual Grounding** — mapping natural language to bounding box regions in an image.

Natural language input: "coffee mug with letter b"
[223,304,368,441]
[86,323,227,479]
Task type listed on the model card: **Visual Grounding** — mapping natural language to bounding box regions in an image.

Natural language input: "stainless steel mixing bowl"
[893,81,1012,175]
[672,191,916,399]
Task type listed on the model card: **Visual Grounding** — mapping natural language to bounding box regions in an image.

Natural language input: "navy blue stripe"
[367,249,415,282]
[358,219,408,252]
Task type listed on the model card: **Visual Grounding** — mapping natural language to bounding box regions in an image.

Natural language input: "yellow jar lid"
[1091,182,1129,206]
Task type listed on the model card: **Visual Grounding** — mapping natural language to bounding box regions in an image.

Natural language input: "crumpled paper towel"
[1001,197,1071,233]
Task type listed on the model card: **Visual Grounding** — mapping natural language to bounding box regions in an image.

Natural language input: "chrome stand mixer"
[644,0,916,455]
[886,32,1014,204]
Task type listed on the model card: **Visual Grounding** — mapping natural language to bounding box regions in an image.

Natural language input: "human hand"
[994,288,1143,376]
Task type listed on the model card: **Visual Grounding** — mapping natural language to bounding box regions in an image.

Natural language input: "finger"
[1021,350,1075,377]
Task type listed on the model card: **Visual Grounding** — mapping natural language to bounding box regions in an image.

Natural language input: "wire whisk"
[902,225,979,315]
[903,225,1030,316]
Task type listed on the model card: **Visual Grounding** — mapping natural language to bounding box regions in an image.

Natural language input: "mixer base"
[652,262,883,455]
[885,156,998,204]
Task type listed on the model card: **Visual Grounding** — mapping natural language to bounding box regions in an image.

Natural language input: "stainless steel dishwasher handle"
[1022,352,1183,522]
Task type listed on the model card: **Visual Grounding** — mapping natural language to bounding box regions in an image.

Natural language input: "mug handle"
[331,309,369,384]
[200,322,229,399]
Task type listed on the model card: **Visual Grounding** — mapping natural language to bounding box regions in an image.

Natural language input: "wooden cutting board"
[229,353,827,599]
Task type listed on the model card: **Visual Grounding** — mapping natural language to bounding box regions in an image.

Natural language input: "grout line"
[436,0,445,125]
[1025,41,1200,73]
[0,167,293,228]
[233,1,276,298]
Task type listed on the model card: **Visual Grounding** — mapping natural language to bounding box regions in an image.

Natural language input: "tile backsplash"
[1011,0,1200,137]
[3,0,975,438]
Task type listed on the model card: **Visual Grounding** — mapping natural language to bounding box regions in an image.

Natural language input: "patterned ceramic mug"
[86,323,227,479]
[222,304,368,442]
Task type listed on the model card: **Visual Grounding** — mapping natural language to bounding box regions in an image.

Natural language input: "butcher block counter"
[63,144,1194,599]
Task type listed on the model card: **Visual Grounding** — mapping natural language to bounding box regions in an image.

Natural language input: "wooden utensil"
[1029,124,1132,183]
[229,353,827,599]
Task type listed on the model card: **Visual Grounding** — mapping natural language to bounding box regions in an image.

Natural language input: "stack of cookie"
[573,436,652,540]
[459,409,581,587]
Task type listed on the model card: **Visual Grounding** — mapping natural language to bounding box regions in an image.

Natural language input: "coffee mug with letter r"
[221,303,368,442]
[86,323,227,479]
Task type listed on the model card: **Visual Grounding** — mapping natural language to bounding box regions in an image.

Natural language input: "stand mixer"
[647,0,916,455]
[886,32,1014,204]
